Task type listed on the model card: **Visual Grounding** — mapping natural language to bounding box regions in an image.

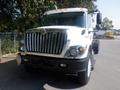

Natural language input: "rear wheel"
[77,52,92,85]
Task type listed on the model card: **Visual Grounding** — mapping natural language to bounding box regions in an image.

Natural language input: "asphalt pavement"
[0,40,120,90]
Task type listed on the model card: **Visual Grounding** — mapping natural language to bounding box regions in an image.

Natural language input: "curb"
[2,53,17,58]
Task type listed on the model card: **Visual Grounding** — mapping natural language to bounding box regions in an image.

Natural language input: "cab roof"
[44,8,88,15]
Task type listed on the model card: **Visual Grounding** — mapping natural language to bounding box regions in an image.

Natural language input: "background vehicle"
[16,8,102,85]
[105,31,114,39]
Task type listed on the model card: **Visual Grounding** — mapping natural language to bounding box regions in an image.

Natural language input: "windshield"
[42,12,86,28]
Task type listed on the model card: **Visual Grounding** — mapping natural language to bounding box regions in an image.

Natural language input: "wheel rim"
[87,58,91,77]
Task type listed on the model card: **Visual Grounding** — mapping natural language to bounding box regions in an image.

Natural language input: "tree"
[56,0,97,11]
[0,0,58,32]
[101,17,114,30]
[0,0,20,31]
[0,0,97,32]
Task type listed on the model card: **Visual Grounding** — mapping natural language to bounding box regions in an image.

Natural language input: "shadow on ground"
[0,59,83,90]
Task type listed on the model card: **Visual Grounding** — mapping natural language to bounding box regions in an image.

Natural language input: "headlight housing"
[65,46,85,57]
[20,40,24,44]
[19,40,24,52]
[19,46,24,51]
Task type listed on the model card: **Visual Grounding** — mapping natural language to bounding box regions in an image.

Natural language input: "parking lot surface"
[0,40,120,90]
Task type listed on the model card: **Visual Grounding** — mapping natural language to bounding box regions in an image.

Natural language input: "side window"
[76,15,85,27]
[87,14,92,28]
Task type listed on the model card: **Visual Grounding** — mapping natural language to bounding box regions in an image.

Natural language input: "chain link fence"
[0,32,22,56]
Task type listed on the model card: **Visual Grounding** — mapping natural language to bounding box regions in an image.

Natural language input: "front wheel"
[92,40,100,54]
[77,53,92,85]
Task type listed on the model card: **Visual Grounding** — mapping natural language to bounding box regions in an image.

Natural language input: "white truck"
[17,8,101,85]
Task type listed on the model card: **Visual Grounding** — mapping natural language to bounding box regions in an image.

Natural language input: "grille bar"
[25,31,67,54]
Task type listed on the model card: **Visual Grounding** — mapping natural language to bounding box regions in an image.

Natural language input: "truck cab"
[17,8,101,85]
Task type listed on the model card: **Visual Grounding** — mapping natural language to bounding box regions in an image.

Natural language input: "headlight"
[19,40,24,52]
[69,47,79,57]
[19,46,24,51]
[65,46,85,57]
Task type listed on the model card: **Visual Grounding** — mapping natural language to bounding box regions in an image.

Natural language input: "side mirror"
[96,12,102,30]
[96,12,102,24]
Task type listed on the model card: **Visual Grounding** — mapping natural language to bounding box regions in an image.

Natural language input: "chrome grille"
[24,31,67,54]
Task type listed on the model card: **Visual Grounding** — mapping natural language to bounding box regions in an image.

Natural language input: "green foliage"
[56,0,97,11]
[1,39,19,54]
[0,0,97,32]
[101,17,114,30]
[0,0,20,32]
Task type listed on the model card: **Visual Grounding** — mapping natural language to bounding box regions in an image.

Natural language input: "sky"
[96,0,120,29]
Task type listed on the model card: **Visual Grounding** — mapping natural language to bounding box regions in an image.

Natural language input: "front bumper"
[17,53,88,74]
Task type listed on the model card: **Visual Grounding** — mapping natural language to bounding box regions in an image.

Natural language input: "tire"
[90,49,95,71]
[94,45,99,54]
[77,52,92,85]
[92,40,99,54]
[94,49,99,54]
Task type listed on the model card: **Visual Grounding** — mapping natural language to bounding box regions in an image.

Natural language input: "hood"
[34,25,84,31]
[34,26,82,30]
[33,26,86,46]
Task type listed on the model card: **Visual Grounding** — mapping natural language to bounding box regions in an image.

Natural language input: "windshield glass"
[42,12,86,28]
